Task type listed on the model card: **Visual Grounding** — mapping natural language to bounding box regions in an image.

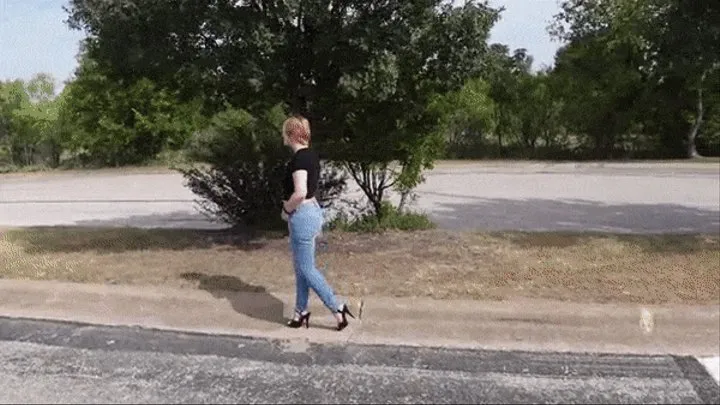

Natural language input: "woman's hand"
[284,170,307,214]
[281,200,290,221]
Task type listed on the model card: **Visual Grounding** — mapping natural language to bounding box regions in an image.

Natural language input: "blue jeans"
[288,200,340,315]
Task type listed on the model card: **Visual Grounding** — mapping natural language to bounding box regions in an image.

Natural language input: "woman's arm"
[283,169,308,214]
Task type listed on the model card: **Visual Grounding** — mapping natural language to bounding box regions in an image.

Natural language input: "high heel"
[287,311,311,328]
[336,304,355,331]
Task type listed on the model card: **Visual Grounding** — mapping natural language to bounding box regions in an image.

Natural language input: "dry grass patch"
[1,227,718,305]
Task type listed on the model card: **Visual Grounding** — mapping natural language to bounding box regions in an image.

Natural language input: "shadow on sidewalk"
[180,272,285,325]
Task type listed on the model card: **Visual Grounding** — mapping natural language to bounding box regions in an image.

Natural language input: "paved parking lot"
[1,163,718,233]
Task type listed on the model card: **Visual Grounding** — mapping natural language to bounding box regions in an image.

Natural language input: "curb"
[0,279,717,359]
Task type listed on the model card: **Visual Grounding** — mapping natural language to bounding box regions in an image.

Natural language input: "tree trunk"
[397,189,412,213]
[687,72,706,159]
[23,145,32,166]
[345,162,386,219]
[496,131,503,157]
[50,148,61,168]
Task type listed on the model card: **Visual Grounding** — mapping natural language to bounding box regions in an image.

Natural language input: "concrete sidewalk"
[0,279,717,357]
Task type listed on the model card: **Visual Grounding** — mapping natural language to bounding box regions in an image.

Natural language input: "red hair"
[283,116,311,145]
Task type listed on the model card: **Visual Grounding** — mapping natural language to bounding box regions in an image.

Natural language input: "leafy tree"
[64,0,502,217]
[483,44,523,154]
[177,104,347,230]
[551,0,720,158]
[0,80,30,165]
[60,54,205,166]
[695,70,720,156]
[459,44,566,159]
[550,34,645,158]
[429,77,496,159]
[0,74,65,167]
[21,74,65,167]
[518,70,564,156]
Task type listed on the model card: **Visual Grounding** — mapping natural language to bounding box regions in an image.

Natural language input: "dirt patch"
[1,227,718,305]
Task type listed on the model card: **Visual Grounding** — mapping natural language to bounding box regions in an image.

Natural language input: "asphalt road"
[0,163,718,233]
[0,317,718,404]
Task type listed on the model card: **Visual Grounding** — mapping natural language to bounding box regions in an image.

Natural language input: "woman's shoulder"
[297,147,320,160]
[291,148,320,169]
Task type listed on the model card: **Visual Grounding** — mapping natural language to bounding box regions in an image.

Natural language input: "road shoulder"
[0,279,717,358]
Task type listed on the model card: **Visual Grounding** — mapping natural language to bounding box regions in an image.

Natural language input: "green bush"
[0,164,18,174]
[175,104,347,231]
[329,201,435,233]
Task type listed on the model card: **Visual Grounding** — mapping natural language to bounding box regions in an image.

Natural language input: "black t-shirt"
[283,148,320,200]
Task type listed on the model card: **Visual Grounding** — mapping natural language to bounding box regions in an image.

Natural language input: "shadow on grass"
[181,272,286,325]
[422,196,719,253]
[3,226,285,254]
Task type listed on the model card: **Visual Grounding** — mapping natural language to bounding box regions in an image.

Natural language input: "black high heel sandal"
[336,304,355,331]
[287,311,311,328]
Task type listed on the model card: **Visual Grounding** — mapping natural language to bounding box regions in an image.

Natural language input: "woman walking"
[280,115,354,331]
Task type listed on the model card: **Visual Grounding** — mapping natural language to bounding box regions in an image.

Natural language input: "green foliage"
[696,70,720,156]
[328,201,435,233]
[319,1,501,215]
[176,104,347,230]
[517,71,564,154]
[551,0,720,158]
[553,0,720,81]
[483,45,529,155]
[551,34,645,158]
[4,0,719,185]
[429,45,567,160]
[429,77,496,158]
[0,74,66,168]
[59,56,205,167]
[64,0,502,217]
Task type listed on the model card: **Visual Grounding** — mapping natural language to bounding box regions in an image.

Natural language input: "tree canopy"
[2,0,718,225]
